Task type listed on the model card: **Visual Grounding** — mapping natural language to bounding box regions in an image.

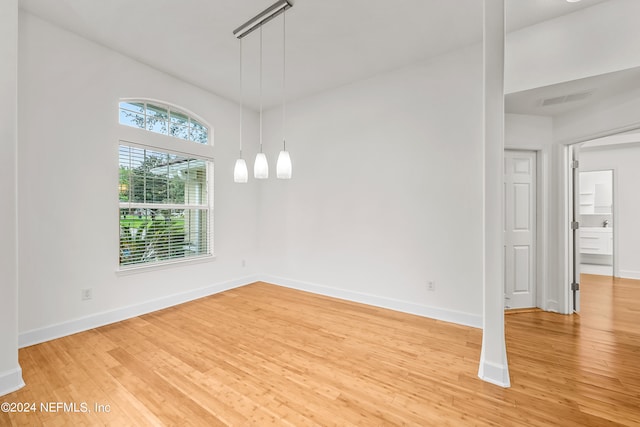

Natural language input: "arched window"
[117,100,213,269]
[119,100,209,144]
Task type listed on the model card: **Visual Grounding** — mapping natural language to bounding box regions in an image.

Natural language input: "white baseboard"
[19,275,260,348]
[0,367,25,397]
[478,360,511,388]
[619,270,640,280]
[261,274,482,328]
[18,273,483,348]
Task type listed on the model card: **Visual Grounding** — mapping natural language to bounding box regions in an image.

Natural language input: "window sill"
[116,254,216,276]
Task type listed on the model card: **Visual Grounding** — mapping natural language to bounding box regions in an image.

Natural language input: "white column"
[478,0,510,387]
[0,0,25,396]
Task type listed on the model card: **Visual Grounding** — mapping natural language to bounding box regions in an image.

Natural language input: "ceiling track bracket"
[233,0,294,39]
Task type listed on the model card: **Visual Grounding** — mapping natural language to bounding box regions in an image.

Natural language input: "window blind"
[118,144,210,267]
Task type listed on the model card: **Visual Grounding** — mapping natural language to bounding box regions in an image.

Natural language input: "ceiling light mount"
[233,0,294,40]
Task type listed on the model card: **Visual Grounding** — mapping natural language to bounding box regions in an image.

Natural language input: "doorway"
[578,169,613,276]
[565,132,640,313]
[504,150,537,309]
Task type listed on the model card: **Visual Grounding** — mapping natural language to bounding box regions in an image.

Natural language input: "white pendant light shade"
[234,158,248,183]
[254,152,269,179]
[277,149,292,179]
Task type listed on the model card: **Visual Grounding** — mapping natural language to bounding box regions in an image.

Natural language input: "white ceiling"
[506,66,640,117]
[19,0,610,110]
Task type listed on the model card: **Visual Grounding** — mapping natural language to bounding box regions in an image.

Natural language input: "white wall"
[506,0,640,94]
[0,0,25,396]
[257,45,484,327]
[505,114,553,149]
[580,144,640,279]
[554,87,640,144]
[504,114,565,311]
[17,12,261,345]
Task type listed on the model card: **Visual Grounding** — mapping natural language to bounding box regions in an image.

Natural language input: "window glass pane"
[119,146,131,202]
[119,146,207,207]
[147,119,168,135]
[184,208,209,256]
[119,109,145,129]
[147,174,168,203]
[147,104,168,135]
[125,146,146,169]
[119,102,145,114]
[170,110,188,125]
[183,159,207,204]
[167,174,185,204]
[143,151,168,203]
[119,207,208,266]
[190,120,208,144]
[147,103,168,118]
[169,123,189,141]
[119,146,144,202]
[119,168,130,202]
[128,168,144,203]
[119,207,149,265]
[146,121,166,135]
[120,208,182,265]
[167,154,186,204]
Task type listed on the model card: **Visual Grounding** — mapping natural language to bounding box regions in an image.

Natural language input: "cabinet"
[579,228,612,255]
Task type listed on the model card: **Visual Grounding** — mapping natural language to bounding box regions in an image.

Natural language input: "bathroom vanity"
[579,170,613,268]
[579,227,613,256]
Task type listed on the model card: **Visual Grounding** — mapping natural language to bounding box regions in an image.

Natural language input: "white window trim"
[116,253,216,276]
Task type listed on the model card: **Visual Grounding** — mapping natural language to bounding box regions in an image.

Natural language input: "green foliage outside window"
[119,210,187,265]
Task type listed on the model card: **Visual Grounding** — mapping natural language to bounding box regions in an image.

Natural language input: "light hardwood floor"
[2,276,639,426]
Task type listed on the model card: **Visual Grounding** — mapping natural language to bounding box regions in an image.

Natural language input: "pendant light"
[234,38,248,183]
[233,0,294,181]
[254,24,269,179]
[277,10,292,179]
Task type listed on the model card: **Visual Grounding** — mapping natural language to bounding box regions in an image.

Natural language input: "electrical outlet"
[81,288,93,301]
[427,281,436,291]
[241,259,246,268]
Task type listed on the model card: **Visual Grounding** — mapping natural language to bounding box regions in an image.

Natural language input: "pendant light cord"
[239,38,243,158]
[259,24,263,153]
[282,11,286,151]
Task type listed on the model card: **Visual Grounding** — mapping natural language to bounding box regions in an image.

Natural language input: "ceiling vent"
[539,90,594,107]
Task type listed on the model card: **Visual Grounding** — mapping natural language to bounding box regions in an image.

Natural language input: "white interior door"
[504,150,537,309]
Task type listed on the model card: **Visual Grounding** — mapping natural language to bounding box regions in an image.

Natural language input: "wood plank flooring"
[2,276,639,426]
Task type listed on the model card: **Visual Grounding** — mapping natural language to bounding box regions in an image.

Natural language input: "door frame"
[560,125,640,314]
[569,144,581,313]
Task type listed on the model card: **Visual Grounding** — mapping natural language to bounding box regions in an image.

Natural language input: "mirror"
[579,170,612,215]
